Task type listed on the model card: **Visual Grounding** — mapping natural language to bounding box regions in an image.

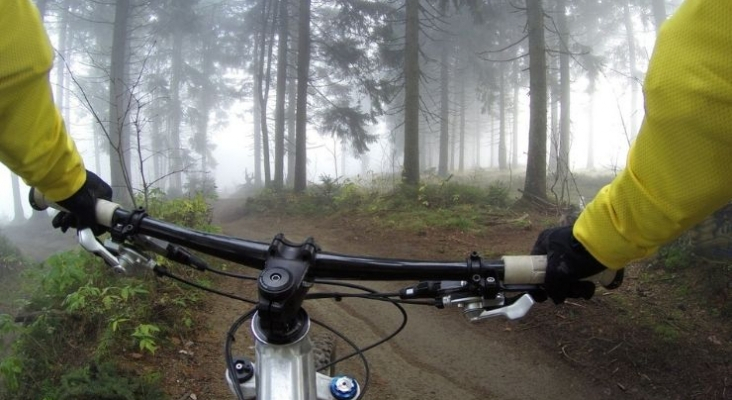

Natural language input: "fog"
[0,0,680,223]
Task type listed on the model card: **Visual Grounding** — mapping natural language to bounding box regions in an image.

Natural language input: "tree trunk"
[273,0,289,190]
[293,0,311,192]
[475,107,482,168]
[195,40,214,183]
[109,0,133,205]
[286,2,298,187]
[256,0,276,188]
[548,56,558,175]
[11,173,25,223]
[458,75,465,172]
[402,0,420,185]
[437,1,449,177]
[586,76,597,170]
[498,68,507,170]
[168,27,184,197]
[450,93,458,171]
[286,74,296,187]
[522,0,548,202]
[511,62,520,169]
[93,123,103,177]
[557,0,571,196]
[151,117,162,185]
[253,86,262,186]
[55,0,70,116]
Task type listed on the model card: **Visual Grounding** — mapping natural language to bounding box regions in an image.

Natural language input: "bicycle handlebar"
[28,189,622,287]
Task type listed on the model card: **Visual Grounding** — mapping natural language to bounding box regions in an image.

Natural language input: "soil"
[159,198,731,400]
[3,200,731,399]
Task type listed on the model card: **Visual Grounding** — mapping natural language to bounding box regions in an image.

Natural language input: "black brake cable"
[306,280,410,376]
[309,280,437,305]
[225,307,257,400]
[206,266,258,281]
[154,266,257,305]
[306,292,435,305]
[310,316,371,400]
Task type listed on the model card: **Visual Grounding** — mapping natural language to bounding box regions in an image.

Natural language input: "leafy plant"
[1,246,200,398]
[137,188,218,231]
[40,362,164,400]
[131,324,160,354]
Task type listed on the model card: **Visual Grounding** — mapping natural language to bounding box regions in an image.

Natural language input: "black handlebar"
[27,192,623,289]
[109,207,506,282]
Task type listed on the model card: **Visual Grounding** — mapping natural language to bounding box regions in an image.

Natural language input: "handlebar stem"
[257,234,319,344]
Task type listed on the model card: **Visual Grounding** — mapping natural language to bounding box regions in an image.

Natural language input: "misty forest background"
[7,0,678,217]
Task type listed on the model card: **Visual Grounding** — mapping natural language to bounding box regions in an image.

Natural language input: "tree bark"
[512,62,520,169]
[256,0,276,188]
[273,0,289,190]
[437,1,449,177]
[11,173,25,223]
[402,0,420,185]
[458,75,465,172]
[168,25,184,197]
[522,0,548,202]
[286,75,296,187]
[293,0,311,192]
[498,68,507,170]
[557,0,571,195]
[109,0,133,205]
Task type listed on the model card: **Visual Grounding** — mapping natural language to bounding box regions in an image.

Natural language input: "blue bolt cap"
[330,375,359,400]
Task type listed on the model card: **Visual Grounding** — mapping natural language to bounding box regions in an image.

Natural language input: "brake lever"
[441,292,535,322]
[465,294,535,322]
[77,228,126,274]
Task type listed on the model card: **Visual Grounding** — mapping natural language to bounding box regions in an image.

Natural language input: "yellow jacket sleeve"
[574,0,732,269]
[0,0,85,202]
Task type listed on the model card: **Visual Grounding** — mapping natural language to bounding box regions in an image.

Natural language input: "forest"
[2,0,676,217]
[5,2,732,399]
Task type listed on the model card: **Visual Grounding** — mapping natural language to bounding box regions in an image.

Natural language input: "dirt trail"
[167,199,632,400]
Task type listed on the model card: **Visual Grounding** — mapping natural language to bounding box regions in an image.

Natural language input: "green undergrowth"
[244,175,515,233]
[0,193,217,400]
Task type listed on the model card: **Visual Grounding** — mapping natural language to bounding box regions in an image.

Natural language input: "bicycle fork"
[225,312,360,400]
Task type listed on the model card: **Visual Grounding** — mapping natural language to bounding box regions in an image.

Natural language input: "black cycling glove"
[53,170,113,235]
[530,226,608,304]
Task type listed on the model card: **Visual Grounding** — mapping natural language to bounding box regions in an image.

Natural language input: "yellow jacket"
[574,0,732,269]
[0,0,85,202]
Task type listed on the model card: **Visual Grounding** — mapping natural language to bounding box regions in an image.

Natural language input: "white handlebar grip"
[502,255,547,285]
[28,188,120,228]
[95,199,121,228]
[502,255,623,288]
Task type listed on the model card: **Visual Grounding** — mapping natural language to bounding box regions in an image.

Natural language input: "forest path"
[165,198,630,400]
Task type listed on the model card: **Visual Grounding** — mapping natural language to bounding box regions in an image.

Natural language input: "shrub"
[1,243,200,398]
[0,232,25,279]
[138,189,218,232]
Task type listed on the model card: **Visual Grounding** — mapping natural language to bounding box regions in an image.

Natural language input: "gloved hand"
[53,170,113,235]
[530,226,608,304]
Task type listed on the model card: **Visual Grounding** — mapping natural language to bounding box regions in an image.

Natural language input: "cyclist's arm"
[0,0,85,202]
[574,0,732,270]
